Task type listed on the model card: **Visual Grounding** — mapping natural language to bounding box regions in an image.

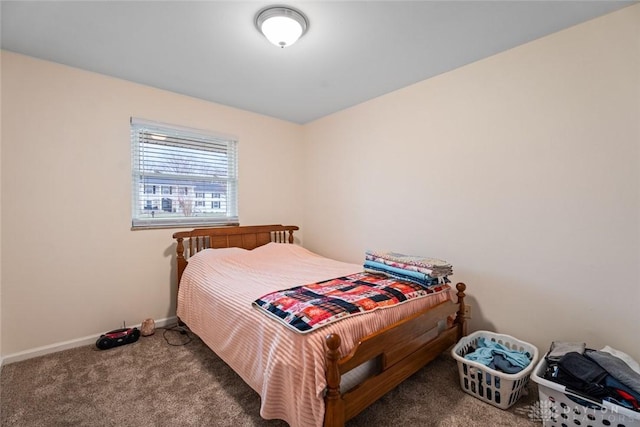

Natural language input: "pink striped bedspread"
[177,243,454,427]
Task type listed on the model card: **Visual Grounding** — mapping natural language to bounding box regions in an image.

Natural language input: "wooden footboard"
[324,282,467,427]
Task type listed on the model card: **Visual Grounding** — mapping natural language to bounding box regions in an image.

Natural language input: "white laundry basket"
[531,356,640,427]
[451,330,539,409]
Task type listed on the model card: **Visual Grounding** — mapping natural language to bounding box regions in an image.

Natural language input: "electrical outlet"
[463,304,472,319]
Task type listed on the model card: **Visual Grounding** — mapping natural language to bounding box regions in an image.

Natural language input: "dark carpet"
[1,327,539,426]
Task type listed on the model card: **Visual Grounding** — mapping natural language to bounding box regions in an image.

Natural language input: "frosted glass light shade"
[256,6,308,48]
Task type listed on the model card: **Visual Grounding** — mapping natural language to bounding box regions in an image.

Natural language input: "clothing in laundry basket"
[463,337,531,373]
[588,350,640,395]
[546,351,640,412]
[546,341,586,362]
[601,345,640,375]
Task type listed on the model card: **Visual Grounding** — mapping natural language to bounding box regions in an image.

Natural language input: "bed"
[173,224,467,427]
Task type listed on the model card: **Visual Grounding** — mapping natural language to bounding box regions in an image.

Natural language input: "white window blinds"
[131,118,238,229]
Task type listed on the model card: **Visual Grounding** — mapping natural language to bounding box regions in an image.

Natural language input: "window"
[131,118,238,229]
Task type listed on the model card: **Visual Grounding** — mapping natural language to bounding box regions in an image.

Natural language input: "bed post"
[324,333,345,427]
[175,237,187,287]
[455,282,467,337]
[287,228,295,244]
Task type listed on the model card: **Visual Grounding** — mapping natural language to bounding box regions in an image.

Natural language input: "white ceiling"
[1,1,635,124]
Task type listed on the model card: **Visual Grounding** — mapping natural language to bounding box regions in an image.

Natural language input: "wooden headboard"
[172,224,299,285]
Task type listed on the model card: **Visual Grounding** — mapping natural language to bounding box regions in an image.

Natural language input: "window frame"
[130,117,239,230]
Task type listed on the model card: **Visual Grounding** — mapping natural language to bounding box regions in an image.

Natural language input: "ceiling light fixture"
[255,6,309,48]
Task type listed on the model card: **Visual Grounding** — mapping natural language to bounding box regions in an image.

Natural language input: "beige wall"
[1,51,304,356]
[2,4,639,361]
[303,5,640,359]
[0,46,3,360]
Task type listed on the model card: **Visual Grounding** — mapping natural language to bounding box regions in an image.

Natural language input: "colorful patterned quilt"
[253,272,450,334]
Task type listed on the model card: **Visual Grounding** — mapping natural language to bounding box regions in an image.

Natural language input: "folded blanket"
[363,259,445,287]
[365,254,437,276]
[365,250,452,278]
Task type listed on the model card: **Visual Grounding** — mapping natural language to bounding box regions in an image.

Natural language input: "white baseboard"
[0,316,178,367]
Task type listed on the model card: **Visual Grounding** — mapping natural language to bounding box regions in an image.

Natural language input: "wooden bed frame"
[173,224,467,427]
